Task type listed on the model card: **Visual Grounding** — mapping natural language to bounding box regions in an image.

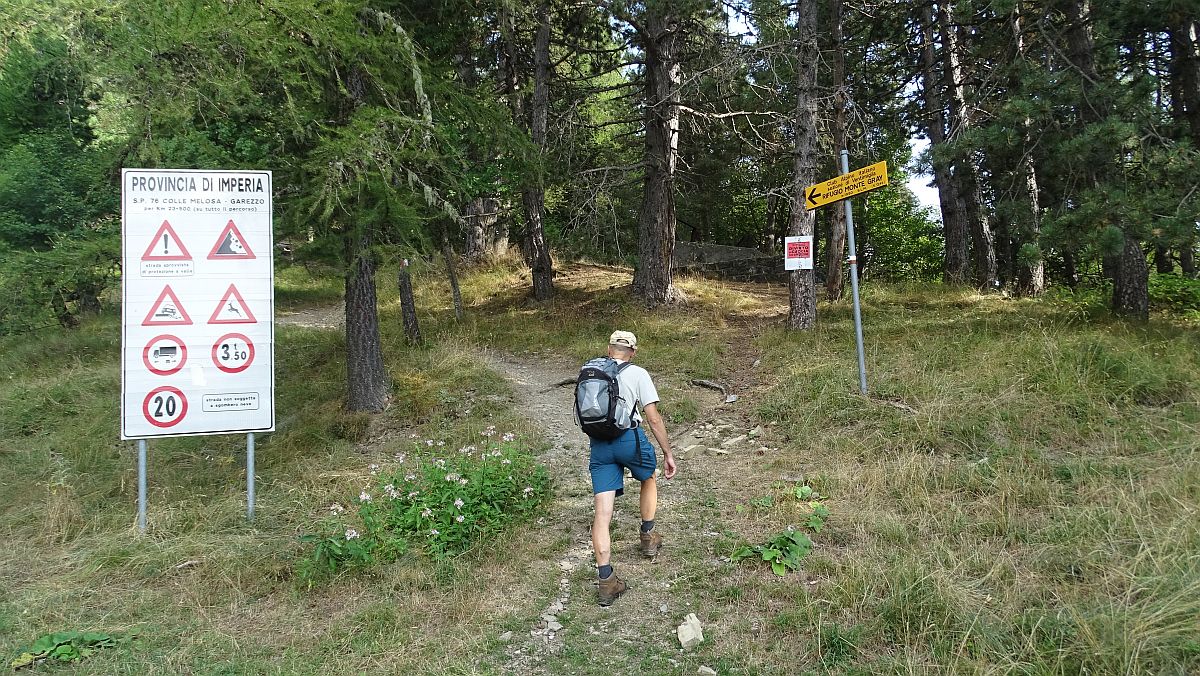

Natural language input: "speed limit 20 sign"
[120,169,275,439]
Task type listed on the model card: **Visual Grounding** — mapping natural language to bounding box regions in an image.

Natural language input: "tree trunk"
[1180,244,1196,277]
[345,228,390,412]
[1112,233,1149,320]
[398,263,422,345]
[442,232,464,321]
[1012,0,1045,297]
[1170,18,1200,140]
[787,0,819,330]
[632,8,683,306]
[763,191,779,252]
[1063,250,1080,288]
[1154,245,1174,274]
[825,0,848,302]
[464,196,498,261]
[942,1,997,290]
[920,5,969,285]
[523,1,555,301]
[491,212,510,257]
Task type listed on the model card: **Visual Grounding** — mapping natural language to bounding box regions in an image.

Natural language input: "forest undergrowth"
[1,260,1198,674]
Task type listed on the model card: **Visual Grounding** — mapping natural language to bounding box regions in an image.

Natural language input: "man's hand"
[662,453,677,479]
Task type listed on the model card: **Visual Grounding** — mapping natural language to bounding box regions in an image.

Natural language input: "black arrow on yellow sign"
[806,188,822,207]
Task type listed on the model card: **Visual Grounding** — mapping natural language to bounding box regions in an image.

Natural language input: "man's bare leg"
[639,476,657,522]
[592,490,616,567]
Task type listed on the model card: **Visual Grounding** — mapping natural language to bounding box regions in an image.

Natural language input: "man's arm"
[642,402,677,479]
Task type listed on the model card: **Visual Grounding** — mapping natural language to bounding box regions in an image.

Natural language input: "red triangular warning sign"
[207,220,256,260]
[142,285,193,326]
[142,221,192,261]
[208,284,258,324]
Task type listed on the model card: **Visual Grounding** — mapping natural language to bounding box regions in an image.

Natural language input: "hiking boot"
[639,530,663,557]
[597,574,627,606]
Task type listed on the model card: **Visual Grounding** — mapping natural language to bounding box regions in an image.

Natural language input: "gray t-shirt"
[613,360,659,427]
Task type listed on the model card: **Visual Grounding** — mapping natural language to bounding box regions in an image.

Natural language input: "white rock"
[659,603,669,613]
[698,667,718,676]
[721,435,746,447]
[748,426,763,437]
[677,613,705,649]
[547,621,563,632]
[499,631,514,642]
[542,614,557,623]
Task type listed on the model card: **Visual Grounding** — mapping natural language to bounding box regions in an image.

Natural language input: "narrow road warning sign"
[211,332,255,373]
[142,334,188,376]
[207,220,256,260]
[142,286,193,326]
[208,284,257,324]
[142,385,188,428]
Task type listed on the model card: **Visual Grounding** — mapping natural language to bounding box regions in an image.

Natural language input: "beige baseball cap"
[608,330,638,349]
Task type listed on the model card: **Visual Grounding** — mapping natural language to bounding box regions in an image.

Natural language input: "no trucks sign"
[120,169,275,439]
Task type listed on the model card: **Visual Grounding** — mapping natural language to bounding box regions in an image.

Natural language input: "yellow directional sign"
[804,161,888,210]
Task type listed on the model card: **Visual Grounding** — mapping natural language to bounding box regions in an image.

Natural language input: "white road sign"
[121,169,275,439]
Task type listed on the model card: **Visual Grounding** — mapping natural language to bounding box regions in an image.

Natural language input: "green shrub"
[1149,273,1200,313]
[299,427,550,582]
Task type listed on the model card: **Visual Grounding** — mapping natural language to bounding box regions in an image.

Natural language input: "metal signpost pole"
[247,433,256,522]
[840,149,869,395]
[137,440,148,532]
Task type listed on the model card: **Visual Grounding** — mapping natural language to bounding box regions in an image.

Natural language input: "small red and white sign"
[211,332,255,373]
[142,220,192,260]
[784,236,814,271]
[142,334,188,376]
[142,285,193,326]
[207,220,256,260]
[208,284,257,324]
[142,385,189,428]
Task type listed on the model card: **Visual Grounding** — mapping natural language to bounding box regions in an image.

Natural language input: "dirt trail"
[278,302,777,673]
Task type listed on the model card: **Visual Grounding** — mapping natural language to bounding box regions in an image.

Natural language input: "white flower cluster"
[345,529,360,540]
[329,503,345,514]
[359,491,372,503]
[502,432,515,442]
[383,484,400,499]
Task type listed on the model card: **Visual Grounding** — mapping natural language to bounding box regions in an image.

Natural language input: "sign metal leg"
[137,440,148,532]
[247,432,255,522]
[840,149,869,396]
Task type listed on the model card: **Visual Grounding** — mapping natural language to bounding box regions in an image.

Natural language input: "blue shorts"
[589,427,657,497]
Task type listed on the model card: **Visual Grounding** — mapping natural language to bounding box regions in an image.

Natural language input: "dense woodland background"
[1,0,1199,407]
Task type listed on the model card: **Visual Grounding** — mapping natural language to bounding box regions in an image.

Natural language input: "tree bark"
[1011,0,1045,296]
[1180,244,1196,278]
[345,228,390,412]
[764,191,779,252]
[398,262,422,345]
[825,0,848,302]
[1112,233,1149,320]
[632,7,684,306]
[788,0,819,330]
[942,1,997,290]
[1170,18,1200,141]
[920,4,969,285]
[464,196,499,261]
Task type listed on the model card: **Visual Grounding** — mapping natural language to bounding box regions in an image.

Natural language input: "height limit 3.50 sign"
[121,169,275,439]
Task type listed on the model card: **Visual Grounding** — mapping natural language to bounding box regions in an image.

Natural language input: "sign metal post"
[247,433,256,522]
[137,440,148,532]
[840,150,869,395]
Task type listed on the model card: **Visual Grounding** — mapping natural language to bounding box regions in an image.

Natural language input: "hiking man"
[586,330,677,606]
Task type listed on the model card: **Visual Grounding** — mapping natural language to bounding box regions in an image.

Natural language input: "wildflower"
[434,458,446,468]
[523,486,535,495]
[345,529,360,540]
[421,507,434,518]
[502,432,515,442]
[329,503,345,514]
[455,515,465,523]
[459,478,469,486]
[405,474,417,482]
[426,439,435,447]
[394,453,406,463]
[454,498,464,509]
[369,463,380,474]
[407,491,419,499]
[437,441,445,447]
[502,459,512,465]
[383,484,399,499]
[445,473,461,482]
[482,425,497,437]
[359,491,372,503]
[428,529,439,537]
[409,433,418,439]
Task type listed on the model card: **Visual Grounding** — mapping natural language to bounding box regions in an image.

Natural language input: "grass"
[3,258,1199,674]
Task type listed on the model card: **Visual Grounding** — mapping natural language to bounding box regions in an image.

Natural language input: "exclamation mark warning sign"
[141,221,194,276]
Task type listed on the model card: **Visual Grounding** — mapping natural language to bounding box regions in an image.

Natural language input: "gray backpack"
[574,357,634,440]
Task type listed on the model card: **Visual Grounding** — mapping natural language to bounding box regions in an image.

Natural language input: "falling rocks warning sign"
[120,169,275,439]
